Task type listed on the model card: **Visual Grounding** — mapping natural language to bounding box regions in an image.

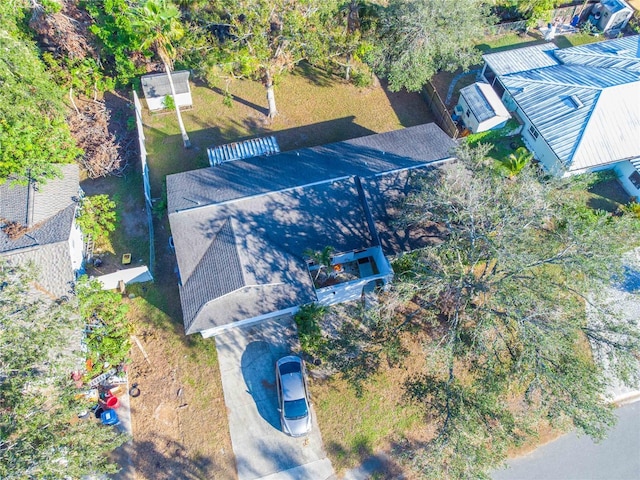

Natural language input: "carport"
[215,315,334,480]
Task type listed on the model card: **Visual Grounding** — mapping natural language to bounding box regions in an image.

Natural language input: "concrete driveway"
[215,315,334,480]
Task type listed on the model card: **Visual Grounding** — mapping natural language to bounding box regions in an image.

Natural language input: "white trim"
[199,306,300,338]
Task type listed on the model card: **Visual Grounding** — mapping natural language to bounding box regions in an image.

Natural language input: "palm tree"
[501,146,533,177]
[304,246,335,281]
[131,0,191,148]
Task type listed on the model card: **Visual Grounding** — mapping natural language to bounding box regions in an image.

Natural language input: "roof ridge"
[183,217,242,285]
[562,90,602,167]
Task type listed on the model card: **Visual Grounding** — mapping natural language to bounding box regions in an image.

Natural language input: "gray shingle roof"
[172,177,379,333]
[179,218,245,332]
[141,70,190,98]
[168,123,457,334]
[0,164,79,298]
[0,164,79,227]
[167,123,455,213]
[2,237,75,298]
[0,199,77,253]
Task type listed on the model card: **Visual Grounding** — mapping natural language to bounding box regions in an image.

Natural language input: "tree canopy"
[0,262,126,478]
[129,0,191,147]
[390,144,640,477]
[0,7,80,184]
[299,145,640,478]
[370,0,494,91]
[206,0,338,117]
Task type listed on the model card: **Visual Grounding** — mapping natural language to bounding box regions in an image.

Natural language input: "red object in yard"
[105,395,120,409]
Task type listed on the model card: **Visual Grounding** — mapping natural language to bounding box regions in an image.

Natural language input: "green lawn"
[313,370,423,472]
[476,32,547,54]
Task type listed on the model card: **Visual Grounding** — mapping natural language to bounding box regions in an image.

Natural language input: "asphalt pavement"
[493,402,640,480]
[215,315,334,480]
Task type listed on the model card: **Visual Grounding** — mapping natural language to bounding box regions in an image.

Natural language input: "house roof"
[167,123,455,213]
[0,164,79,253]
[167,123,457,334]
[171,177,376,334]
[600,0,632,14]
[0,164,79,298]
[483,43,559,76]
[2,242,74,298]
[460,82,510,123]
[554,35,640,71]
[0,164,79,228]
[141,70,191,99]
[489,35,640,171]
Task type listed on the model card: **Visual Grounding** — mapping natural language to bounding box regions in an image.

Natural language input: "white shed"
[141,70,193,112]
[592,0,633,33]
[455,82,511,134]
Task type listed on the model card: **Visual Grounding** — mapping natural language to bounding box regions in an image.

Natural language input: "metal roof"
[497,35,640,171]
[483,43,559,76]
[554,35,640,71]
[208,136,280,166]
[141,70,190,98]
[601,0,631,14]
[460,82,510,122]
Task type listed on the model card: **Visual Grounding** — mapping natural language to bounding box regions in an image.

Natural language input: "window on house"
[630,171,640,189]
[466,109,471,118]
[528,125,539,139]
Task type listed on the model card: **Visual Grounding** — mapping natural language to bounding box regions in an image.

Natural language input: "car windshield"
[283,398,308,420]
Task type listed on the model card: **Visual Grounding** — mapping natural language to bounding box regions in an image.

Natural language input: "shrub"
[294,304,327,355]
[76,194,117,240]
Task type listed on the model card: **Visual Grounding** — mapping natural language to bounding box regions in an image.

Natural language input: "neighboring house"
[141,70,192,112]
[167,123,456,337]
[455,82,511,133]
[481,35,640,197]
[0,164,84,298]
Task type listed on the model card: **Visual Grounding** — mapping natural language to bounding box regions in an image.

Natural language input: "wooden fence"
[421,81,458,139]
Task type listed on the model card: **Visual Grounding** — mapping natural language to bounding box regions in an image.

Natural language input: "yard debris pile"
[29,0,96,60]
[69,100,127,178]
[73,368,129,427]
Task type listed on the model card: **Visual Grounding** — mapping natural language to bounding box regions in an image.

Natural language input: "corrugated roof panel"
[207,136,281,166]
[555,35,640,71]
[509,64,640,88]
[483,43,559,75]
[503,75,600,165]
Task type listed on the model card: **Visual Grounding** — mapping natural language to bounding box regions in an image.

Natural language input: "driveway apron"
[215,315,335,480]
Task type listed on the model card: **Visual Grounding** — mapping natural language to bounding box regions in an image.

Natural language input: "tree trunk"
[265,70,277,119]
[345,53,352,82]
[163,60,191,149]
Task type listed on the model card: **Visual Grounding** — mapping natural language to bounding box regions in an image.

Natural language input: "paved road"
[215,316,334,480]
[493,402,640,480]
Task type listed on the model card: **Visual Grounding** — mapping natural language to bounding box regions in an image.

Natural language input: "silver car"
[275,355,312,437]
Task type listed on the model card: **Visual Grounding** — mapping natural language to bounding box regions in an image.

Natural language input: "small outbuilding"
[455,82,511,134]
[590,0,633,33]
[141,70,192,112]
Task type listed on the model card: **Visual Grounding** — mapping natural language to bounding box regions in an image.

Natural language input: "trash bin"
[100,408,120,426]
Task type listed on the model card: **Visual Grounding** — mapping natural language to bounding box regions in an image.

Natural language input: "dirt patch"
[126,296,236,480]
